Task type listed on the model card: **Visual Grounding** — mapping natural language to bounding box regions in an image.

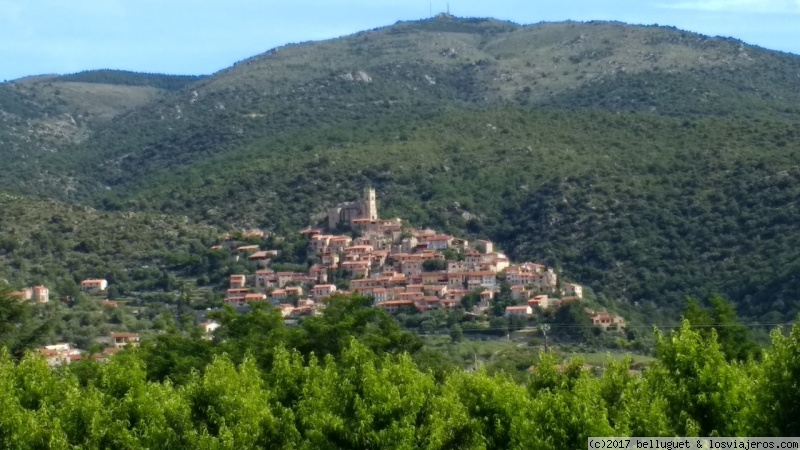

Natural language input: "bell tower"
[364,187,378,220]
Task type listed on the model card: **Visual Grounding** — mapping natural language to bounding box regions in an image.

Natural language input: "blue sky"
[1,0,798,81]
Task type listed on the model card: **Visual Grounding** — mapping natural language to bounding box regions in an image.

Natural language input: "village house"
[422,234,454,250]
[450,238,470,252]
[465,271,497,290]
[229,274,247,289]
[110,332,140,348]
[80,279,108,293]
[510,285,529,301]
[32,286,49,303]
[378,300,416,313]
[311,284,337,300]
[277,303,295,317]
[300,228,323,238]
[200,321,220,340]
[489,254,510,273]
[506,305,532,317]
[309,265,329,284]
[350,277,388,292]
[400,259,424,277]
[328,236,353,254]
[236,245,261,256]
[255,269,275,289]
[38,343,82,367]
[368,250,390,269]
[321,251,340,267]
[528,294,551,310]
[589,310,626,330]
[464,252,490,266]
[344,244,374,256]
[440,298,461,309]
[421,272,447,285]
[248,251,273,264]
[242,229,267,239]
[341,260,371,278]
[369,287,389,303]
[276,272,304,288]
[447,272,467,289]
[447,260,468,273]
[310,234,332,254]
[245,293,267,303]
[284,286,304,298]
[411,297,437,312]
[9,285,49,303]
[474,239,494,254]
[290,305,315,317]
[225,288,250,304]
[423,284,449,298]
[562,282,584,299]
[445,289,469,303]
[400,236,418,253]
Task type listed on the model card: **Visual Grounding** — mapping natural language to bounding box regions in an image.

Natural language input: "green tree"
[422,259,447,272]
[682,295,761,361]
[295,294,423,358]
[449,324,464,342]
[749,318,800,436]
[0,287,52,358]
[647,321,753,436]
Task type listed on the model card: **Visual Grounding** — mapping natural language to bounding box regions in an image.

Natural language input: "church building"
[327,188,378,230]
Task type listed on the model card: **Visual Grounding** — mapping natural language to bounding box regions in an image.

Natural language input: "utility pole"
[540,324,550,352]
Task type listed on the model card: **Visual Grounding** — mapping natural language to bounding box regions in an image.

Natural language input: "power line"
[405,322,795,333]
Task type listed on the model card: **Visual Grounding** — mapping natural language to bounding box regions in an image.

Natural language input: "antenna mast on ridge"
[447,2,450,14]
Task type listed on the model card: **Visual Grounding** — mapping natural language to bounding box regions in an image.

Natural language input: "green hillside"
[56,69,205,90]
[1,16,799,321]
[0,193,220,298]
[104,108,797,319]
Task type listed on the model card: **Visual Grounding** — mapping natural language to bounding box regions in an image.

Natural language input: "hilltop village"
[216,189,624,329]
[17,189,626,365]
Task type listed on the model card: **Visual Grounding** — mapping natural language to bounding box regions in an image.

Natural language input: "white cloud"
[658,0,800,13]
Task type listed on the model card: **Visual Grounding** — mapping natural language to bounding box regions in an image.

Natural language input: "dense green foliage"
[0,194,219,297]
[0,287,53,358]
[1,294,799,448]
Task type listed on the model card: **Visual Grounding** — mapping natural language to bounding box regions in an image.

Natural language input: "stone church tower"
[363,187,378,220]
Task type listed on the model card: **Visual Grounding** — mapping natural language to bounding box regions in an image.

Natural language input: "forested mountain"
[1,16,799,320]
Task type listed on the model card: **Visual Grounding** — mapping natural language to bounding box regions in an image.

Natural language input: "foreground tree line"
[0,295,799,449]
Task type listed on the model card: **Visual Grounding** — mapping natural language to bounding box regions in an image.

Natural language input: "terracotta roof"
[111,332,139,339]
[380,300,415,306]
